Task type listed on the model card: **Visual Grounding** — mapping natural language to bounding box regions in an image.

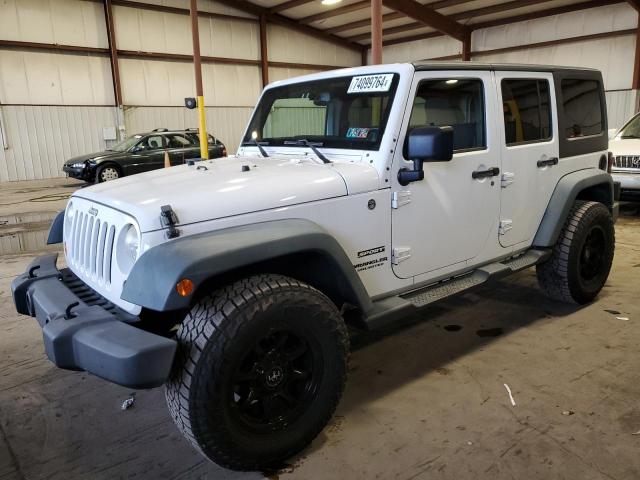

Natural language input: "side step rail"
[364,248,551,330]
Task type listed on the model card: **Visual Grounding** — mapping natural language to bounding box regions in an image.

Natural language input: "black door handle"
[472,167,500,179]
[537,157,558,168]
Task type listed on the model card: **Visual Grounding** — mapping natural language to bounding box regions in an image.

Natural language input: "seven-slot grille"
[67,210,116,284]
[613,155,640,169]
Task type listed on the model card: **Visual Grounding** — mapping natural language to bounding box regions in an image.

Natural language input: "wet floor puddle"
[442,324,505,338]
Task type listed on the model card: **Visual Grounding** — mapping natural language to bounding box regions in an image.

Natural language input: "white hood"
[609,138,640,156]
[74,155,379,232]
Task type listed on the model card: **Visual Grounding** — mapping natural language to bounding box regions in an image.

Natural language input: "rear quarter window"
[560,79,603,139]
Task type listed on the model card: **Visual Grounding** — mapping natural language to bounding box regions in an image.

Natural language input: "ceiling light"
[445,79,458,84]
[321,0,342,5]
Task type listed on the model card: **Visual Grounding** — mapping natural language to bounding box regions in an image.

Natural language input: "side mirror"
[398,126,454,186]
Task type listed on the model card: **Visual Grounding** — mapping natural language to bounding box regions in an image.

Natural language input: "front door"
[496,72,560,247]
[127,134,167,174]
[391,71,501,279]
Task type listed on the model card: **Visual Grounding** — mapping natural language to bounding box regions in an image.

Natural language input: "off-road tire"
[165,274,349,471]
[536,200,614,304]
[95,164,121,183]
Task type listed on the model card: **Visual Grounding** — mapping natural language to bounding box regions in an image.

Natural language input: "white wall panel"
[123,106,254,152]
[114,6,259,60]
[606,90,637,130]
[268,67,323,84]
[376,36,460,64]
[0,106,119,182]
[0,0,107,48]
[119,58,261,106]
[472,4,637,53]
[0,50,114,105]
[131,0,255,19]
[267,24,360,67]
[475,35,635,91]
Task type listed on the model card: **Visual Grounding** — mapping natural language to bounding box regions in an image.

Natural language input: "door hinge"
[499,219,513,235]
[392,190,411,209]
[392,247,412,265]
[501,172,515,188]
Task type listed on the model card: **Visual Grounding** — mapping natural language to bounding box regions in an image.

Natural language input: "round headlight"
[123,224,140,262]
[116,224,140,274]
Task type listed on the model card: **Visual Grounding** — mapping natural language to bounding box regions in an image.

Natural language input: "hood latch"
[160,205,180,239]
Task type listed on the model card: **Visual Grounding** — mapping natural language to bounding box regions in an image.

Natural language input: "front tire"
[95,164,120,183]
[166,274,349,471]
[536,200,614,304]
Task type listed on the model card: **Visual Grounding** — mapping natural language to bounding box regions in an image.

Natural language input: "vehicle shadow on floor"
[338,270,582,415]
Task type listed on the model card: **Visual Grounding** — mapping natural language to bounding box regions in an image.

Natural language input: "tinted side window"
[407,78,485,152]
[501,79,551,145]
[560,79,602,138]
[143,135,165,150]
[167,134,192,148]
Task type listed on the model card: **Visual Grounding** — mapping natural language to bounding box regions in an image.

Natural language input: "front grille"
[68,211,116,284]
[614,155,640,169]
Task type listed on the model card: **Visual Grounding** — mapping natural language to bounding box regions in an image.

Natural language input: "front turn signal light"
[176,278,194,297]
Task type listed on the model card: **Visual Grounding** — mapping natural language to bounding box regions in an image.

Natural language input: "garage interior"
[2,0,640,479]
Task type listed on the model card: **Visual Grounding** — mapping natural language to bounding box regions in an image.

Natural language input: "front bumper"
[611,171,640,191]
[11,254,177,389]
[62,165,90,180]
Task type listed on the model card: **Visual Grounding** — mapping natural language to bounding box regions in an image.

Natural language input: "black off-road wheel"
[537,200,614,304]
[165,274,349,471]
[95,164,121,183]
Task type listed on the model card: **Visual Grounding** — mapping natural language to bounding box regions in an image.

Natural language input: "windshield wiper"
[283,139,331,164]
[621,135,640,139]
[250,139,269,157]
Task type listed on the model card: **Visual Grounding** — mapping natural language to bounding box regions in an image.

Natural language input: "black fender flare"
[533,169,613,247]
[121,219,373,313]
[47,211,64,245]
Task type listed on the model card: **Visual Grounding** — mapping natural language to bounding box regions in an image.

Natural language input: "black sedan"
[63,128,226,183]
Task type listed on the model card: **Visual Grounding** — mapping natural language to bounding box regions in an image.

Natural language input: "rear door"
[496,72,560,247]
[166,134,195,165]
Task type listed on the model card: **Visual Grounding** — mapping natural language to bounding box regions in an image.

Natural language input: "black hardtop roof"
[412,60,599,74]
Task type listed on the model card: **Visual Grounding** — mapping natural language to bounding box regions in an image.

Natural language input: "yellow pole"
[190,0,208,159]
[197,95,208,159]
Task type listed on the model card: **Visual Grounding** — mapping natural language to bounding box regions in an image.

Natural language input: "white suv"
[610,112,640,199]
[13,62,617,471]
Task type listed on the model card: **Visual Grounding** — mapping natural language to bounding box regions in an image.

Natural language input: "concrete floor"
[1,178,640,480]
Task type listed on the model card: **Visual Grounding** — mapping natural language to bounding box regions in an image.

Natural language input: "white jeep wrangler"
[13,62,618,471]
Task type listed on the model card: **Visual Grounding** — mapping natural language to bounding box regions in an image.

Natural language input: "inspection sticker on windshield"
[347,74,393,94]
[346,128,370,139]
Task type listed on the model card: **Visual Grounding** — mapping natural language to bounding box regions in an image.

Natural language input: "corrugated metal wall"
[0,106,119,182]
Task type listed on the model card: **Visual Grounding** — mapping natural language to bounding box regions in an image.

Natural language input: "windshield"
[243,73,399,150]
[618,114,640,139]
[110,134,142,152]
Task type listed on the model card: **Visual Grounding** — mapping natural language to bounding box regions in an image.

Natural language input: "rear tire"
[165,274,349,471]
[536,200,614,304]
[95,164,120,183]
